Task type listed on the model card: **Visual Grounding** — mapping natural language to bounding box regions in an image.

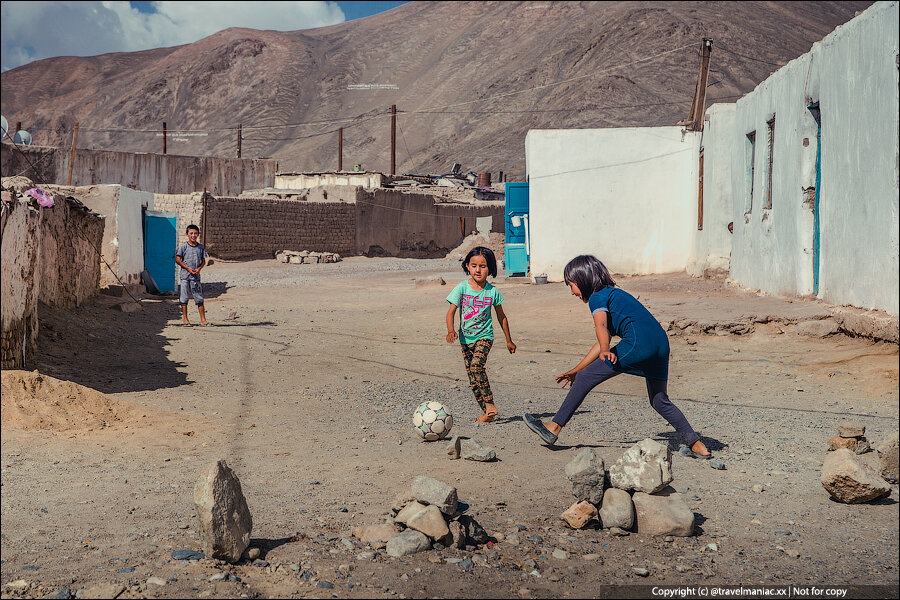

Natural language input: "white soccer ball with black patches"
[413,401,453,441]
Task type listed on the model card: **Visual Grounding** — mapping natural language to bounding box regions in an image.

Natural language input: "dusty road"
[2,257,898,599]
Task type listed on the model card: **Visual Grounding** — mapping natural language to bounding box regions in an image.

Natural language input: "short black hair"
[563,255,616,300]
[462,246,498,278]
[186,224,200,233]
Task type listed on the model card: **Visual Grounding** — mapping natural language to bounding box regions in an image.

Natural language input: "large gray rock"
[877,434,898,483]
[406,504,450,540]
[411,476,458,515]
[565,448,605,504]
[822,448,891,503]
[461,438,496,461]
[609,439,673,493]
[632,488,693,536]
[193,460,253,563]
[385,529,431,557]
[599,488,634,530]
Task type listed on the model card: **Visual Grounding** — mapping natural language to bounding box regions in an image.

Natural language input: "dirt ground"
[2,257,898,599]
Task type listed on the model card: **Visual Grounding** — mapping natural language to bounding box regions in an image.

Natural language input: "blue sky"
[1,1,409,72]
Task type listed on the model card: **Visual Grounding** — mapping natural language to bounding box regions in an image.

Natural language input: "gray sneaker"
[524,413,558,445]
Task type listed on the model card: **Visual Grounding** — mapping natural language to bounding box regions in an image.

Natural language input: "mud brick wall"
[153,193,205,247]
[1,192,104,368]
[203,196,356,259]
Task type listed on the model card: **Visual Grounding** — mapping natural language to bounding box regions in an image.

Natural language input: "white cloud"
[1,1,345,71]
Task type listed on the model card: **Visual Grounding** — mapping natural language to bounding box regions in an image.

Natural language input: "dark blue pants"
[552,358,700,446]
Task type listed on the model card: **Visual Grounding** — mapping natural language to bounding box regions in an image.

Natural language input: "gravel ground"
[2,257,897,599]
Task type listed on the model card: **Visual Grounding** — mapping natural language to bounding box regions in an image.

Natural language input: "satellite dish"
[0,115,7,139]
[14,130,32,145]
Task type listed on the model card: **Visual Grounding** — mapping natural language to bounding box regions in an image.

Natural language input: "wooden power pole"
[338,127,343,171]
[66,122,79,186]
[390,104,397,175]
[686,39,713,131]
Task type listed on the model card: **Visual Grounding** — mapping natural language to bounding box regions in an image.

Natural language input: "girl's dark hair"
[462,246,498,278]
[563,255,616,299]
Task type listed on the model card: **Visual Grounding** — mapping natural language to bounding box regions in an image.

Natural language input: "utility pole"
[686,39,713,131]
[163,122,167,154]
[338,127,343,171]
[390,104,397,175]
[66,122,79,186]
[237,124,242,158]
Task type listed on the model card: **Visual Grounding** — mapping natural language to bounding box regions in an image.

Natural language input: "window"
[745,131,756,213]
[764,116,775,209]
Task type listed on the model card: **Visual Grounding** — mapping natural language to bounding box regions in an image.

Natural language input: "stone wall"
[1,185,104,368]
[1,143,276,196]
[204,196,357,259]
[153,193,205,245]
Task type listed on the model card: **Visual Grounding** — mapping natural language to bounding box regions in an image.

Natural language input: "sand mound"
[1,370,141,431]
[445,232,506,262]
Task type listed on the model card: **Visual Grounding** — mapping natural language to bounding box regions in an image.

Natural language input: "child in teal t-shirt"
[445,247,516,422]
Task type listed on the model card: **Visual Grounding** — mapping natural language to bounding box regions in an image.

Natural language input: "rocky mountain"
[1,1,871,178]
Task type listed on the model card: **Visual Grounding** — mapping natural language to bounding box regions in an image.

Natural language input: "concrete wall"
[726,0,899,315]
[688,103,736,277]
[275,172,383,189]
[1,189,104,368]
[1,143,276,196]
[525,127,700,279]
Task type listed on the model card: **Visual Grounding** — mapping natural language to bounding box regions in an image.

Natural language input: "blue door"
[143,210,178,293]
[504,182,529,275]
[808,104,821,295]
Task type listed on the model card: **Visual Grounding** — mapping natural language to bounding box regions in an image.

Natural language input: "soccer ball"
[413,401,453,441]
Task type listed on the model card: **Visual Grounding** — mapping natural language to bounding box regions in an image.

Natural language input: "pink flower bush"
[25,187,54,208]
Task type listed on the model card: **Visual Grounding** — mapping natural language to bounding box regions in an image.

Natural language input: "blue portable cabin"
[504,182,529,276]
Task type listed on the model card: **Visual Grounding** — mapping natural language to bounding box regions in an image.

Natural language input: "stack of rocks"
[351,476,490,558]
[561,439,694,537]
[828,420,870,454]
[276,250,341,264]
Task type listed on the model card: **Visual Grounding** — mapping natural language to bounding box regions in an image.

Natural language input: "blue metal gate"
[504,182,529,276]
[143,210,178,293]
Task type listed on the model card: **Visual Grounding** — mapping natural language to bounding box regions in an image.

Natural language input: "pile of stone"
[560,439,694,537]
[827,420,870,454]
[276,250,342,264]
[352,476,490,557]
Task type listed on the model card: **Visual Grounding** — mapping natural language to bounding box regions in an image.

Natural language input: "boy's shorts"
[179,280,204,306]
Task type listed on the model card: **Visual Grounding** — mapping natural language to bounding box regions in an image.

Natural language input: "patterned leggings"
[461,339,494,410]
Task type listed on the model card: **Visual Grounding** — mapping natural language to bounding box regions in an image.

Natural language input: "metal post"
[163,122,167,154]
[390,104,396,175]
[338,127,343,171]
[66,122,80,186]
[237,124,242,158]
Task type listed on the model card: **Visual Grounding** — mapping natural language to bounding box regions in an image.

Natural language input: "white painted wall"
[525,127,699,280]
[114,186,154,285]
[687,103,735,277]
[275,172,383,189]
[726,0,899,314]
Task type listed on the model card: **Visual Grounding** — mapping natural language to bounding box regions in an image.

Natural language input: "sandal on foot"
[523,413,558,445]
[679,445,713,460]
[475,412,496,423]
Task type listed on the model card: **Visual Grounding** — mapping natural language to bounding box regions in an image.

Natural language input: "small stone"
[171,549,205,561]
[632,567,650,577]
[411,476,459,515]
[446,436,461,460]
[707,543,718,552]
[561,501,598,529]
[209,572,228,582]
[599,488,634,530]
[146,577,167,586]
[386,529,431,557]
[877,434,899,483]
[609,439,673,493]
[460,558,474,570]
[458,514,489,545]
[352,523,402,543]
[709,460,726,470]
[253,558,269,567]
[42,588,72,600]
[751,484,765,493]
[461,438,496,461]
[73,584,123,599]
[552,549,569,560]
[582,553,601,561]
[785,549,800,558]
[675,565,688,573]
[243,547,260,560]
[838,421,865,438]
[565,448,606,504]
[664,536,674,542]
[448,520,466,549]
[357,551,376,561]
[317,581,335,589]
[829,435,859,453]
[609,527,630,537]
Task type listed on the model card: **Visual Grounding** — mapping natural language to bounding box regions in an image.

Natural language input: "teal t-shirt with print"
[446,280,504,344]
